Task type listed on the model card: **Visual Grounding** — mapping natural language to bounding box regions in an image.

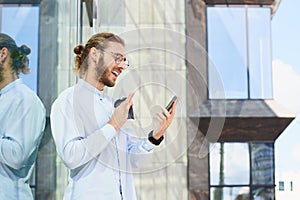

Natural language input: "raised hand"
[109,92,134,131]
[152,101,176,139]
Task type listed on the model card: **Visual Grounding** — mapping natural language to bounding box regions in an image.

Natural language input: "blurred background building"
[0,0,296,199]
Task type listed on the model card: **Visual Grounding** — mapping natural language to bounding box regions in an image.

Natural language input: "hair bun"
[74,44,84,55]
[18,45,31,55]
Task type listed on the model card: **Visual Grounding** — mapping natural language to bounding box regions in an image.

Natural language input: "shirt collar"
[0,79,22,96]
[77,79,105,99]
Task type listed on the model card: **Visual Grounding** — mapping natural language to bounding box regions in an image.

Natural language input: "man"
[50,32,176,199]
[0,33,46,199]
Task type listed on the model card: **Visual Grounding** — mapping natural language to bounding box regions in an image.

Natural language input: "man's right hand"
[109,92,134,131]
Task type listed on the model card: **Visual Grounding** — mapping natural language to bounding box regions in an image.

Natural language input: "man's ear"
[90,47,101,63]
[0,47,8,64]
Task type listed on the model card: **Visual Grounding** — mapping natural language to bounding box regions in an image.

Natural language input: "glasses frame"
[101,49,129,68]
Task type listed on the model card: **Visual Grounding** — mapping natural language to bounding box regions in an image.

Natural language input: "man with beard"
[50,32,176,200]
[0,33,46,199]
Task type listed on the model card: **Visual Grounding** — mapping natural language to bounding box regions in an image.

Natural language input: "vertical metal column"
[36,0,58,199]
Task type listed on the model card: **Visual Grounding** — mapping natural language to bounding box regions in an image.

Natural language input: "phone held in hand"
[165,96,177,113]
[148,96,177,145]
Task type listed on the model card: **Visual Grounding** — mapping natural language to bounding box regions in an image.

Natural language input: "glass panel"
[207,7,273,100]
[98,0,125,26]
[0,5,40,198]
[0,6,39,92]
[251,143,274,185]
[248,8,272,99]
[252,187,274,200]
[56,1,80,198]
[210,143,250,185]
[207,7,248,99]
[210,187,250,200]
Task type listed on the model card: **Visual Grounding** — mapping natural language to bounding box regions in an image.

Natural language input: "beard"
[95,59,115,88]
[99,67,115,87]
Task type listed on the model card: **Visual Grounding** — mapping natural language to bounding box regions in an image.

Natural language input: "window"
[209,142,275,200]
[278,181,284,191]
[251,143,274,185]
[210,143,250,186]
[207,6,272,99]
[0,5,40,196]
[0,5,39,92]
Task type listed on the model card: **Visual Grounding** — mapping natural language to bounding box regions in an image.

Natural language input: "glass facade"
[207,7,273,99]
[0,5,39,92]
[0,4,40,196]
[209,142,275,200]
[0,1,282,200]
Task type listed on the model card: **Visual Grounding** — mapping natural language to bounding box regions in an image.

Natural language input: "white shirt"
[0,79,46,200]
[50,79,155,200]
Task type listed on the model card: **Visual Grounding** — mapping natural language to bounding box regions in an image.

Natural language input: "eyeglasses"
[102,49,129,68]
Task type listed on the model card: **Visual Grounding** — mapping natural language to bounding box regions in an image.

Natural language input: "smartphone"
[165,96,177,113]
[114,97,134,119]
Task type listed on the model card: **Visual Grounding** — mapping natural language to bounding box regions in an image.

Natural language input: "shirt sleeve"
[0,97,46,170]
[50,97,118,170]
[121,122,157,168]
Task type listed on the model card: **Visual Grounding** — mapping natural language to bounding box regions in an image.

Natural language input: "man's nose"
[117,63,126,70]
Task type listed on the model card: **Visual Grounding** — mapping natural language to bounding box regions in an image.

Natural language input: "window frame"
[209,142,276,200]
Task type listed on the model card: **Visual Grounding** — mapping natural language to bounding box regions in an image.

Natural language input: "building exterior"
[186,1,294,199]
[0,0,295,199]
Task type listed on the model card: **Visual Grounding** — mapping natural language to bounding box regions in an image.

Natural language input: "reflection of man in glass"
[0,33,46,199]
[50,32,176,199]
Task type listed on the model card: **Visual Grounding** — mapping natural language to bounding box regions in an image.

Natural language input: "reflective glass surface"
[248,8,272,99]
[210,187,250,200]
[252,187,274,200]
[207,7,247,99]
[207,7,272,99]
[1,6,39,92]
[251,143,274,185]
[210,143,250,185]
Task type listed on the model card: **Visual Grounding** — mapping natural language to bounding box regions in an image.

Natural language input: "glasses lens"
[114,54,129,67]
[115,54,123,64]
